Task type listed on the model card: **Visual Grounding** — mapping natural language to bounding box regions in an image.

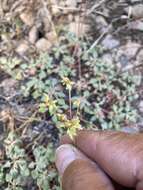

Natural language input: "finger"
[61,130,143,189]
[55,144,115,190]
[55,144,88,176]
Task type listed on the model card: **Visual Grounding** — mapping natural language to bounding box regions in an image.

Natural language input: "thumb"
[61,130,143,189]
[55,144,115,190]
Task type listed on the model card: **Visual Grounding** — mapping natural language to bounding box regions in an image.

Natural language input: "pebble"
[139,101,143,113]
[16,41,29,55]
[20,12,34,26]
[131,0,142,2]
[45,32,57,44]
[96,16,108,33]
[118,54,129,68]
[125,4,143,19]
[36,38,52,51]
[51,6,61,15]
[68,14,74,22]
[102,53,113,65]
[66,0,77,7]
[136,49,143,64]
[0,78,18,97]
[117,41,140,60]
[101,34,120,50]
[29,26,38,44]
[128,20,143,31]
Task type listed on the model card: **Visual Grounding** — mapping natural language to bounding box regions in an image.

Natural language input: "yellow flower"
[64,117,82,139]
[62,77,74,91]
[57,113,67,122]
[44,94,50,105]
[44,94,57,115]
[73,99,81,107]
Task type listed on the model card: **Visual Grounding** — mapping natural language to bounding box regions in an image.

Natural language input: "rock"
[117,41,140,60]
[139,101,143,113]
[68,14,74,22]
[101,34,120,50]
[20,11,34,26]
[136,49,143,64]
[66,0,77,7]
[51,0,58,5]
[45,32,57,44]
[125,42,140,59]
[29,26,38,44]
[131,0,142,2]
[117,54,129,68]
[116,41,140,69]
[135,49,143,67]
[16,41,29,55]
[36,38,52,51]
[128,20,143,31]
[125,4,143,19]
[51,6,61,15]
[96,16,108,33]
[0,78,18,97]
[102,53,113,65]
[39,8,51,33]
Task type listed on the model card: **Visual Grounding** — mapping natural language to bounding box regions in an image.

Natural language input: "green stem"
[69,89,72,119]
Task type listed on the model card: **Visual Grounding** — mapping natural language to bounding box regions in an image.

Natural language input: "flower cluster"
[62,77,74,91]
[39,78,82,139]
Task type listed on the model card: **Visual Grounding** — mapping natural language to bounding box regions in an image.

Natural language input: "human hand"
[55,130,143,190]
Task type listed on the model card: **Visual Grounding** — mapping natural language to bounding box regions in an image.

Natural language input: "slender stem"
[69,89,72,119]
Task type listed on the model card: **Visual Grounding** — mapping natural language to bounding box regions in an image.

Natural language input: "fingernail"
[55,144,86,175]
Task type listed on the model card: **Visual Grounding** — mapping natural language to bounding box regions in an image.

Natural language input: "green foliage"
[0,31,141,131]
[0,57,22,80]
[0,132,60,190]
[0,30,141,189]
[21,32,140,130]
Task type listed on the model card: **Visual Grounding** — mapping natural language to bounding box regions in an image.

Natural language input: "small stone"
[28,68,37,76]
[117,41,140,60]
[51,0,58,5]
[45,32,57,44]
[118,54,129,68]
[39,9,51,33]
[29,26,38,44]
[138,101,143,113]
[59,1,66,6]
[77,0,83,2]
[68,14,74,22]
[16,41,29,55]
[36,38,52,51]
[0,78,18,97]
[101,34,120,50]
[20,12,34,26]
[51,6,61,15]
[123,41,140,59]
[116,41,140,70]
[96,16,108,33]
[102,53,113,65]
[125,4,143,19]
[128,20,143,31]
[66,0,77,7]
[131,0,142,2]
[136,49,143,64]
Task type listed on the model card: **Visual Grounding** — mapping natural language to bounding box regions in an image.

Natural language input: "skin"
[56,130,143,190]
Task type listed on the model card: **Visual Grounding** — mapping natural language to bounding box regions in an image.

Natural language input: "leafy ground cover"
[0,0,143,189]
[0,31,141,189]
